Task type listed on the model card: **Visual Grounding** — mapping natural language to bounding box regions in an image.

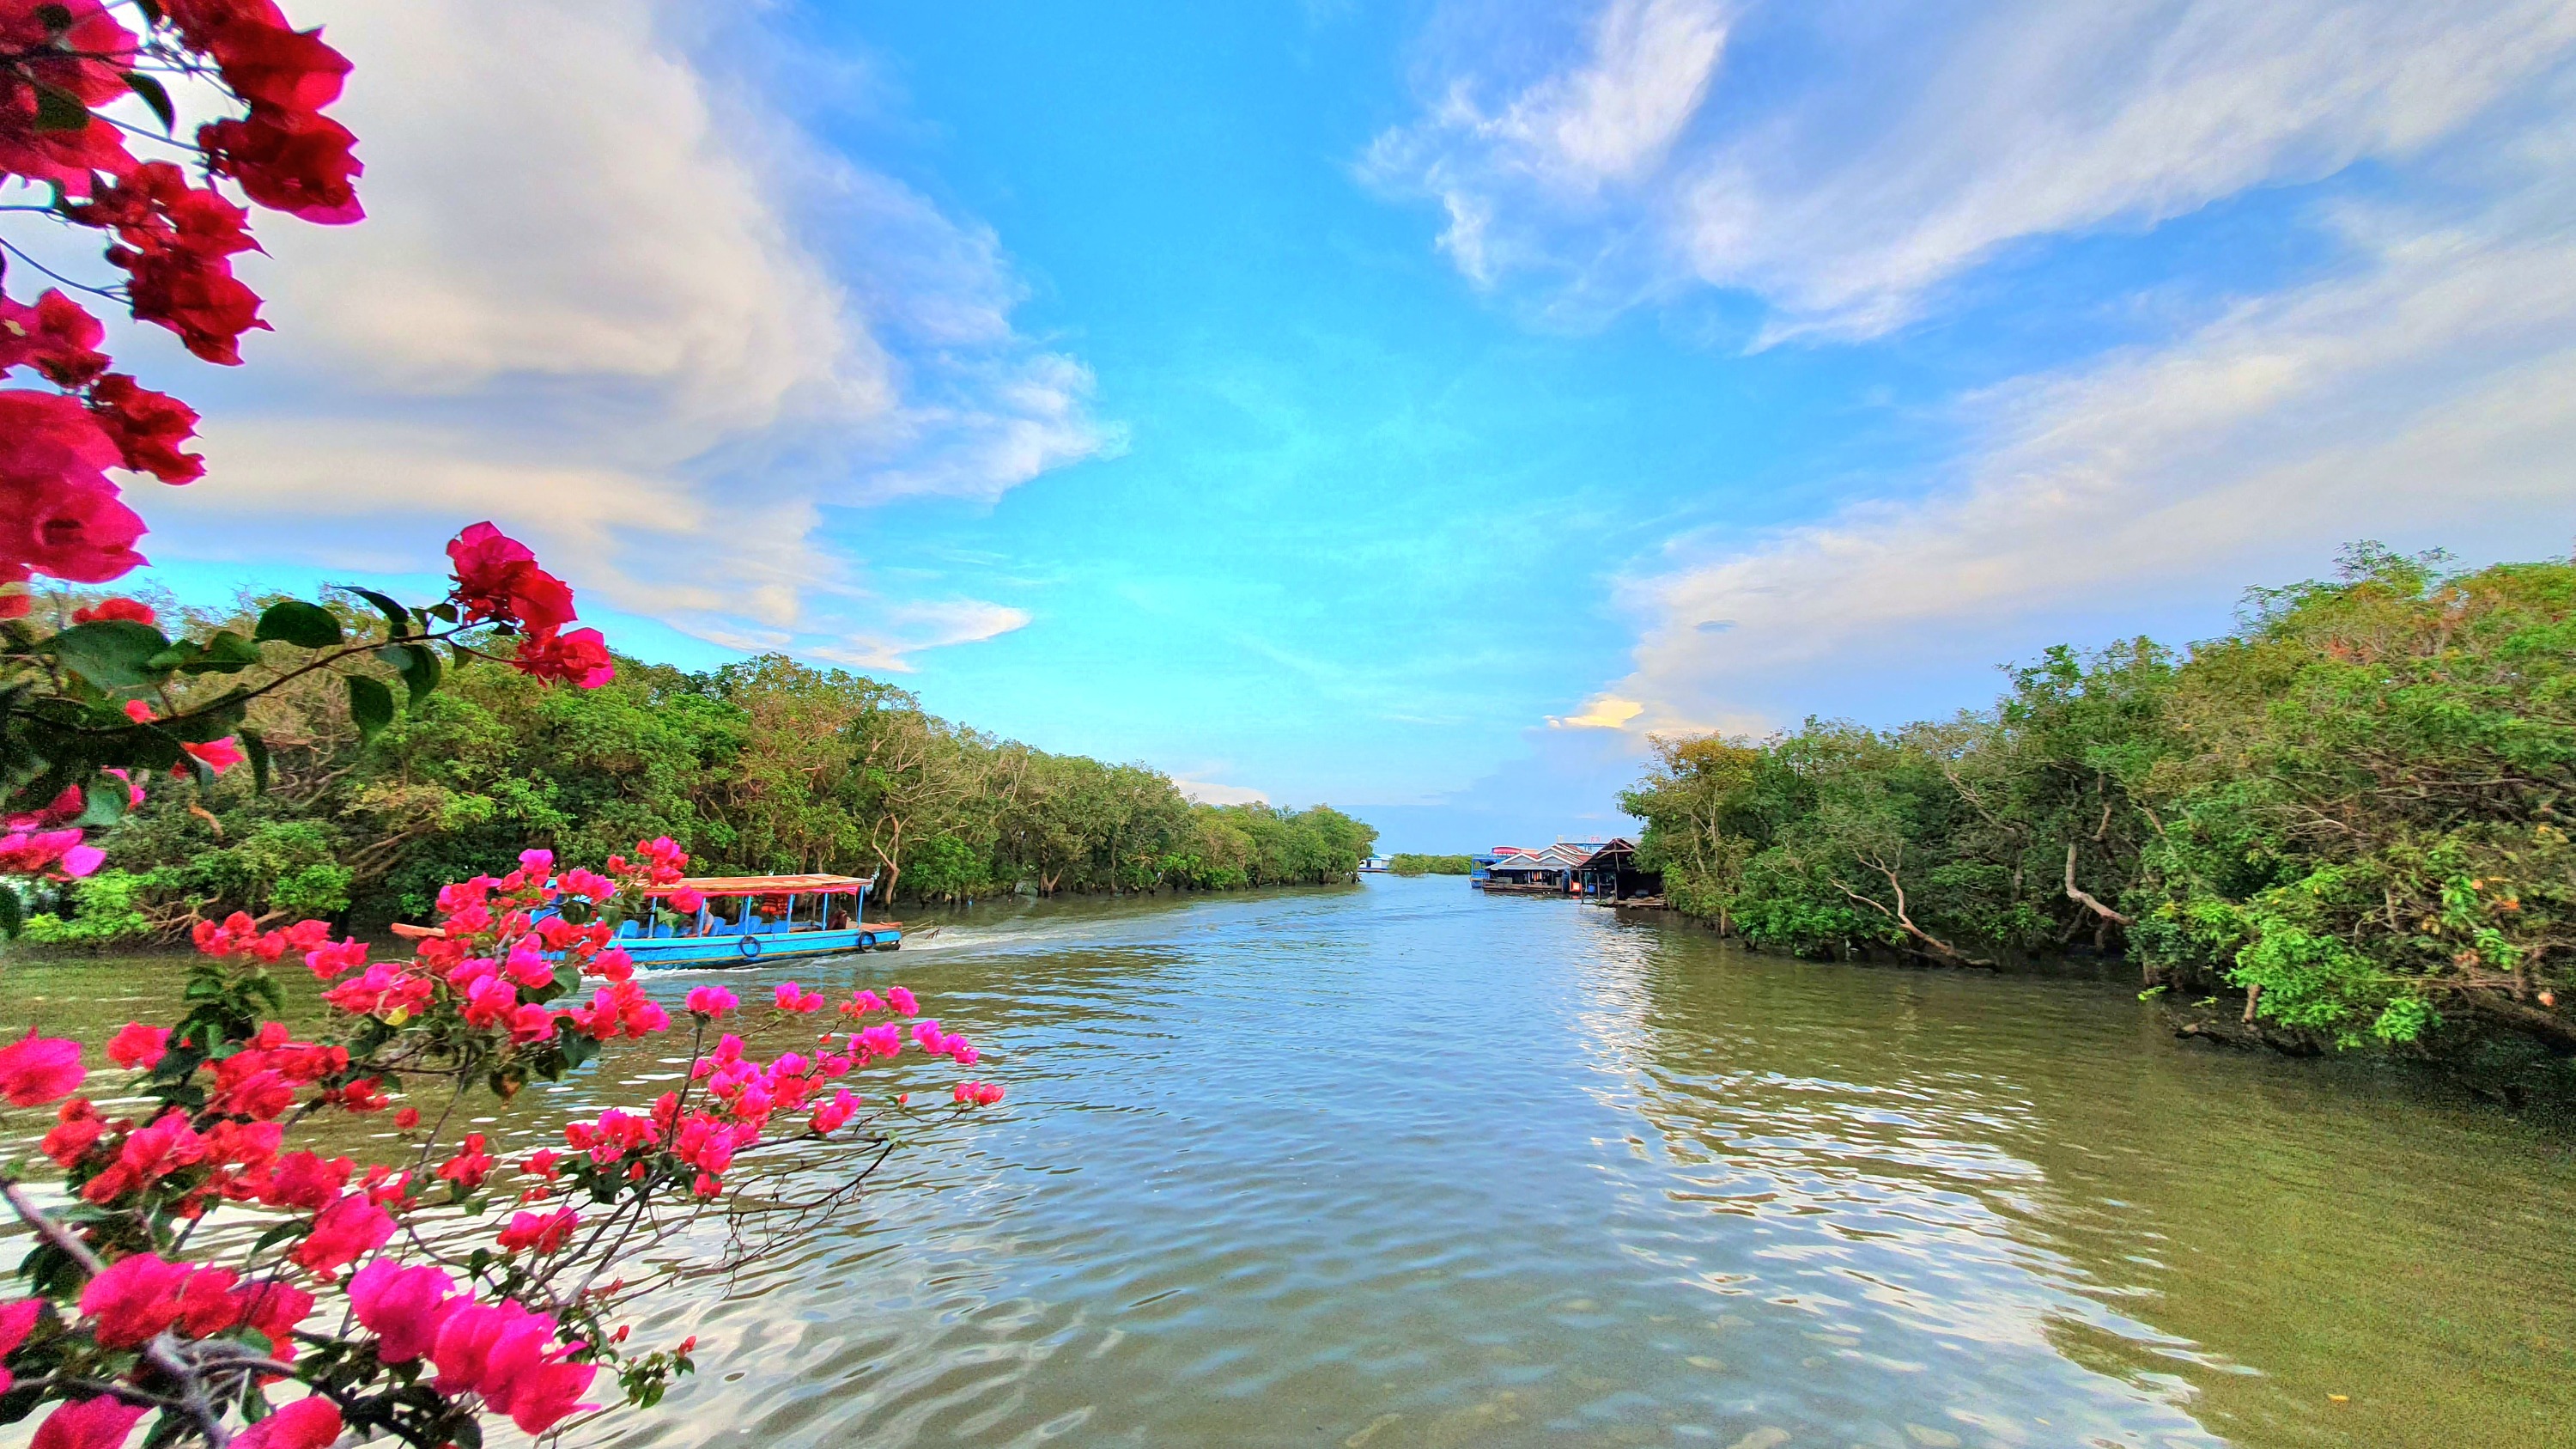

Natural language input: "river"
[5,875,2573,1449]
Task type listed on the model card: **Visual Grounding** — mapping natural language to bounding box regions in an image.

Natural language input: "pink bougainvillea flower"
[289,1191,395,1279]
[684,985,738,1020]
[0,829,105,880]
[811,1089,860,1134]
[85,374,204,484]
[178,737,246,775]
[28,1396,149,1449]
[346,1257,458,1362]
[774,983,826,1014]
[495,1205,578,1255]
[437,1133,495,1191]
[69,595,155,626]
[198,105,364,225]
[0,1296,43,1395]
[77,1252,191,1347]
[558,866,616,900]
[443,522,573,631]
[886,986,919,1016]
[228,1397,342,1449]
[0,1031,84,1106]
[105,1022,168,1071]
[0,289,109,387]
[303,937,368,980]
[430,1299,600,1434]
[0,398,149,588]
[513,624,615,689]
[259,1150,354,1212]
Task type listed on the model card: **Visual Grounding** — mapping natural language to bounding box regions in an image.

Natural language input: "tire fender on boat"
[855,931,878,953]
[737,935,762,962]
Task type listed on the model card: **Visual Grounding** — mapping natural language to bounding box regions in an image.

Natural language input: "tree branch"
[2064,842,2134,927]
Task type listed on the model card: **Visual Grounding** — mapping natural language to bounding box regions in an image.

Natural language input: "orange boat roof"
[643,874,872,897]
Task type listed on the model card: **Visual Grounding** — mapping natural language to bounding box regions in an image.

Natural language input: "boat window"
[706,896,743,930]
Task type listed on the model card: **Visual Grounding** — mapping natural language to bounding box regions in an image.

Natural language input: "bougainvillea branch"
[4,0,367,612]
[1,838,1003,1449]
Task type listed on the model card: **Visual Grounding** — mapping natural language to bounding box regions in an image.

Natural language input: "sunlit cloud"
[1546,693,1645,730]
[141,0,1112,668]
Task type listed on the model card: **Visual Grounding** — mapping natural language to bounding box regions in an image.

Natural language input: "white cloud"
[1546,693,1644,729]
[144,0,1109,667]
[1369,0,1730,283]
[1610,155,2576,733]
[1371,0,2576,336]
[1176,780,1272,806]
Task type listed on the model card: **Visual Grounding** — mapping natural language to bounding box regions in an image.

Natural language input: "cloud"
[1370,0,2576,336]
[1367,0,1731,283]
[1608,139,2576,733]
[1546,693,1645,729]
[141,0,1111,667]
[1176,779,1272,807]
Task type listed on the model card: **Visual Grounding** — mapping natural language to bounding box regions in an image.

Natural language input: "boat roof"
[644,874,872,897]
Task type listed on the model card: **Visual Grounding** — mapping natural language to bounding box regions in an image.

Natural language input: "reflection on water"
[6,877,2573,1449]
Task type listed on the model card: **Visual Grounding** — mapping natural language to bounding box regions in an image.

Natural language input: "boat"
[616,875,902,969]
[395,874,907,970]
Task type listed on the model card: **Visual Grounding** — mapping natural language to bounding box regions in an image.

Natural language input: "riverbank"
[1620,548,2576,1109]
[9,875,2567,1449]
[10,618,1377,943]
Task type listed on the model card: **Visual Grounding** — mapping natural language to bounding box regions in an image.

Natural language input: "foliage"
[34,642,1375,933]
[15,868,148,946]
[3,524,616,937]
[0,840,1000,1449]
[1388,854,1473,875]
[1624,545,2576,1070]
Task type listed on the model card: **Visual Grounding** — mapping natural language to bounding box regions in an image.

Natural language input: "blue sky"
[124,0,2576,850]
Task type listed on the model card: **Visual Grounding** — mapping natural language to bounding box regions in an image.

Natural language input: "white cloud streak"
[1613,155,2576,734]
[147,0,1110,667]
[1371,0,2576,336]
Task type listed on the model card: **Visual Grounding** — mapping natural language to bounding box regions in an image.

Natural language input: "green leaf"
[346,673,396,743]
[379,642,442,708]
[427,602,459,624]
[43,619,173,690]
[351,588,414,640]
[253,600,343,649]
[0,886,21,941]
[32,84,87,133]
[239,727,272,794]
[73,775,128,827]
[122,71,175,131]
[183,630,263,674]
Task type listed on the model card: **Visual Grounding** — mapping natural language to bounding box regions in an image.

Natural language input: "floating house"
[1574,838,1664,904]
[1479,840,1601,893]
[1471,838,1662,904]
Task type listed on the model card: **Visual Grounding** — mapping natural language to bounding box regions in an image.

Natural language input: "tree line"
[1621,545,2573,1091]
[1388,854,1475,875]
[22,603,1376,943]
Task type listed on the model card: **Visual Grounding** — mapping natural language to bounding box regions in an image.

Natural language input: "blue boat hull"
[617,924,902,970]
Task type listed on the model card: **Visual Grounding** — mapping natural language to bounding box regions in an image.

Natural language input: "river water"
[5,876,2573,1449]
